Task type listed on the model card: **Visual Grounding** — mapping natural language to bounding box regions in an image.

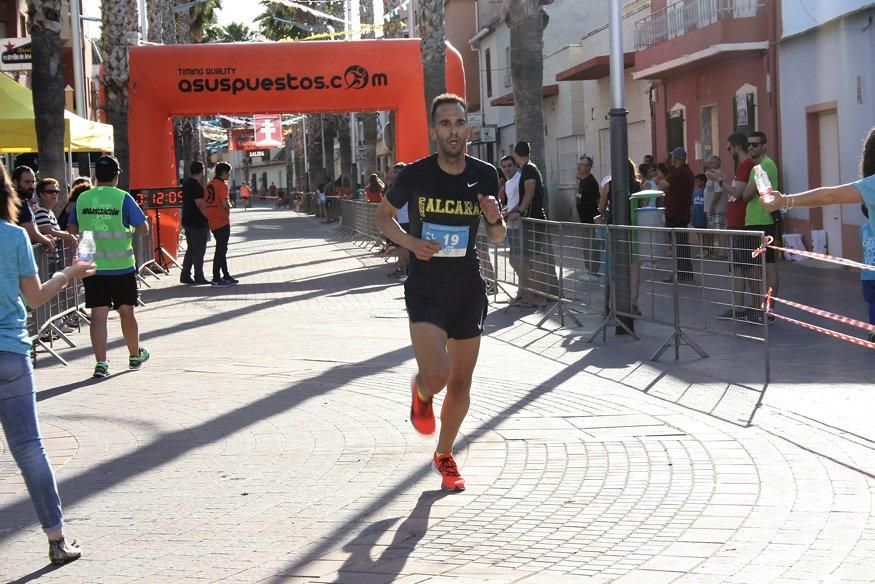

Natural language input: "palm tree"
[188,0,221,43]
[418,0,445,153]
[383,0,406,38]
[26,1,67,207]
[256,1,311,41]
[101,0,140,190]
[337,114,352,186]
[499,0,553,209]
[205,22,255,43]
[146,0,165,42]
[360,0,377,178]
[322,114,336,183]
[160,0,176,43]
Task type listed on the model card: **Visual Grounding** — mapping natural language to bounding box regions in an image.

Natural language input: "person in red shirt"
[204,163,238,286]
[716,131,757,319]
[240,182,252,211]
[658,147,695,283]
[364,173,384,203]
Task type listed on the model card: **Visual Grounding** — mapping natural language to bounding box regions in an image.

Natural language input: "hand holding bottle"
[753,165,776,206]
[76,231,96,264]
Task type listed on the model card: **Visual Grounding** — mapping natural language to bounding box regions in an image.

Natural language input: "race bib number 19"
[422,222,469,257]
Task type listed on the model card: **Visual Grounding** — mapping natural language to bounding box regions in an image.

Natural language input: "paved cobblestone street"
[2,205,874,583]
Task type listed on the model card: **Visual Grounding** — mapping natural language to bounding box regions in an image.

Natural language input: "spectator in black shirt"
[576,156,602,277]
[11,165,54,252]
[511,142,558,302]
[179,161,210,284]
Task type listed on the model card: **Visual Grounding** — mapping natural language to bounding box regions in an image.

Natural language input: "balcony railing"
[634,0,765,51]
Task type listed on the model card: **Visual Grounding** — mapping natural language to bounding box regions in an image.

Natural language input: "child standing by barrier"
[861,204,875,342]
[692,174,707,229]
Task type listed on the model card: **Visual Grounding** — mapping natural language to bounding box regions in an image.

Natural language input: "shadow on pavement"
[315,490,448,583]
[0,347,411,546]
[7,562,65,584]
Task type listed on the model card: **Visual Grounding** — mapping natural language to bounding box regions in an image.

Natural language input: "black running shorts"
[83,272,139,309]
[745,224,777,263]
[404,274,488,340]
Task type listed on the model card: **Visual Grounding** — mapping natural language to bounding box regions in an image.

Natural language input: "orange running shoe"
[409,376,436,435]
[433,453,465,492]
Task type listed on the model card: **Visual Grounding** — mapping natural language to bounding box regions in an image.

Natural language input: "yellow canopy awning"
[0,72,114,153]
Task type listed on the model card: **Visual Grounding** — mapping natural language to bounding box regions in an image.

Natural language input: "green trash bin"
[630,190,665,262]
[629,189,663,225]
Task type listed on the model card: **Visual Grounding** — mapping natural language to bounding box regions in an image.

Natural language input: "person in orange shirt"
[364,173,385,203]
[240,182,252,211]
[204,163,238,286]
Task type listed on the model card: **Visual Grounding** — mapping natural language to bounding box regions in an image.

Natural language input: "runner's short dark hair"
[514,142,531,157]
[727,132,747,150]
[430,93,467,123]
[500,155,515,166]
[190,161,205,175]
[749,131,767,144]
[12,165,34,182]
[215,162,232,177]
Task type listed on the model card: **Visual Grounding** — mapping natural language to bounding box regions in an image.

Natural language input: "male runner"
[375,94,506,492]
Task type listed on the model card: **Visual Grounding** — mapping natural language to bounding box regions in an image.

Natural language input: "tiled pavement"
[1,204,873,583]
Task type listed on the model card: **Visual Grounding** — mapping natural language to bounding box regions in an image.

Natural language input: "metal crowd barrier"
[338,199,383,249]
[26,224,165,365]
[324,203,775,380]
[132,216,163,288]
[27,239,89,366]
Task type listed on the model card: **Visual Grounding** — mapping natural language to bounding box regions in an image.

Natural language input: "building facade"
[777,0,875,261]
[632,0,779,196]
[470,0,652,220]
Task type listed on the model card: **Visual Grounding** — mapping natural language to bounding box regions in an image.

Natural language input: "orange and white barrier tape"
[763,289,875,349]
[767,312,875,349]
[764,289,875,332]
[753,235,875,271]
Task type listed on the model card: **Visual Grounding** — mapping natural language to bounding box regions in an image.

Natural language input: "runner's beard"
[439,139,465,161]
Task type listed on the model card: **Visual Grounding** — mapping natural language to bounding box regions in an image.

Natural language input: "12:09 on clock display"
[131,188,185,209]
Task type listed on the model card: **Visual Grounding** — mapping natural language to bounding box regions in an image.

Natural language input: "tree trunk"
[241,152,251,190]
[362,113,378,179]
[359,1,378,177]
[418,0,446,152]
[285,131,295,193]
[101,0,139,191]
[173,0,198,177]
[161,0,176,43]
[146,0,164,42]
[505,0,550,210]
[27,0,67,211]
[338,114,352,185]
[305,114,319,189]
[323,114,336,182]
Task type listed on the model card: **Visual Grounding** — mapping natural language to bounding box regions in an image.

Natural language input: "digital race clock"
[131,188,185,209]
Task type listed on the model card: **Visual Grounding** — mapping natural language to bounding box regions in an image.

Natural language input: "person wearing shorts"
[67,155,150,378]
[720,132,757,320]
[375,94,505,492]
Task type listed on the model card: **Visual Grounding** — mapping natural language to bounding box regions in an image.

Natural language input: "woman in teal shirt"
[0,162,94,565]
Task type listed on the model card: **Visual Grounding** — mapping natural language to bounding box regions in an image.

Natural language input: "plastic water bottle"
[753,164,777,207]
[77,231,96,264]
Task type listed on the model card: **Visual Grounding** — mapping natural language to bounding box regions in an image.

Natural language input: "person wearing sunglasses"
[33,178,78,246]
[739,131,780,314]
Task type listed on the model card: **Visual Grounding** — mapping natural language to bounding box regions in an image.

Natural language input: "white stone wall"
[778,8,875,228]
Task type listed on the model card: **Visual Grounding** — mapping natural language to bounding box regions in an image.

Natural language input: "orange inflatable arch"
[128,39,465,189]
[127,39,465,259]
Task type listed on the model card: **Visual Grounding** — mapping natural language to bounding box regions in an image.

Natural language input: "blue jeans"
[0,351,63,533]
